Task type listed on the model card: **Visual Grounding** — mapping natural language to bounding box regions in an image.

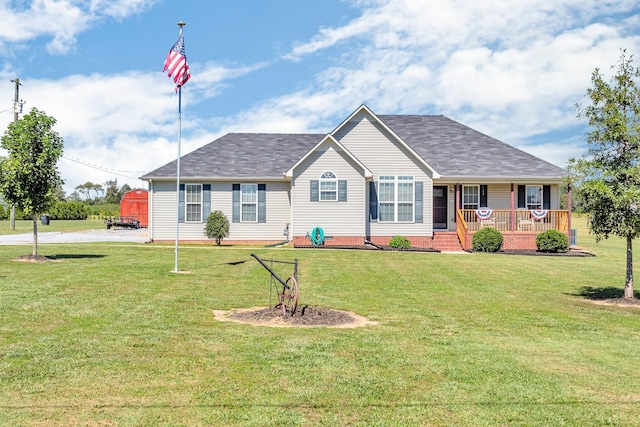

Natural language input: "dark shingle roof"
[377,115,568,178]
[142,114,568,180]
[141,133,323,179]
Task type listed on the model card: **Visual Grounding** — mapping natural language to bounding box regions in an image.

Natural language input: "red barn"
[120,189,148,227]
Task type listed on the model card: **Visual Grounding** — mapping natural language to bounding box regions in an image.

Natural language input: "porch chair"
[518,219,534,231]
[479,218,495,228]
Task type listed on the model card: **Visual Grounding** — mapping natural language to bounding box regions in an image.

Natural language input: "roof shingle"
[141,114,568,180]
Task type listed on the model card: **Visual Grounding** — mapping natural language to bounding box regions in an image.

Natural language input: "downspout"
[148,180,154,243]
[510,183,515,232]
[567,183,572,240]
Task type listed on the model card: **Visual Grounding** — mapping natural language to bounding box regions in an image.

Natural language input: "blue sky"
[1,0,639,195]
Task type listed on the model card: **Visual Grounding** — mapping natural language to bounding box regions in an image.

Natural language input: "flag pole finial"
[177,20,186,28]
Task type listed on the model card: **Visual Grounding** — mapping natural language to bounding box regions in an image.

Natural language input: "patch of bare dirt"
[212,306,379,328]
[13,254,55,263]
[592,298,640,308]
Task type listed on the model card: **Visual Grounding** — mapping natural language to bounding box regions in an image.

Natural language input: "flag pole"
[173,20,186,273]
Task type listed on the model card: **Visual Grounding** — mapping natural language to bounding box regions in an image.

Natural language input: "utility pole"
[9,78,21,231]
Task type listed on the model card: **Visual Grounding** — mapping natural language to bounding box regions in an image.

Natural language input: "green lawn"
[0,218,639,426]
[0,219,106,235]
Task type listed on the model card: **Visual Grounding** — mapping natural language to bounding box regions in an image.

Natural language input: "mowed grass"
[0,219,106,235]
[1,217,639,426]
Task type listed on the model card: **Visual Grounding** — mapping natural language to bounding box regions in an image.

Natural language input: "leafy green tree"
[118,183,132,200]
[205,210,230,245]
[75,181,103,202]
[0,108,64,256]
[103,179,120,204]
[573,50,640,300]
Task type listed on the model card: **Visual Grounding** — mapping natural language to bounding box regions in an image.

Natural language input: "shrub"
[536,229,569,253]
[389,235,411,249]
[472,227,504,252]
[205,210,230,245]
[48,201,89,220]
[84,203,119,218]
[0,204,5,220]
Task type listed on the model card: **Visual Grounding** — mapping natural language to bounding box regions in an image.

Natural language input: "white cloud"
[0,62,233,194]
[269,0,640,166]
[0,0,157,55]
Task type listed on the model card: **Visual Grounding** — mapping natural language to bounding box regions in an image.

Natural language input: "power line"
[61,155,147,180]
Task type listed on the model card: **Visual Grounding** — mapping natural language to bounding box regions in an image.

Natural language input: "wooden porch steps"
[433,232,464,252]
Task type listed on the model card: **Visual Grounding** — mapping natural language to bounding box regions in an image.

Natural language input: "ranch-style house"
[141,105,571,251]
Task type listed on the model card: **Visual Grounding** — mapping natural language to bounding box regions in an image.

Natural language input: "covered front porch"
[455,209,571,251]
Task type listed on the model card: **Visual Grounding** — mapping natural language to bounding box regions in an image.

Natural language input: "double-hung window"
[379,175,414,222]
[462,185,479,210]
[241,184,258,222]
[185,184,202,222]
[320,172,337,201]
[526,185,543,210]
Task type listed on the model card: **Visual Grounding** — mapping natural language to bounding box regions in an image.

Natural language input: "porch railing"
[456,209,468,249]
[458,209,569,233]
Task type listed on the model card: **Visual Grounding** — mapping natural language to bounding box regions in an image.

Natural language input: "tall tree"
[103,179,120,204]
[0,108,64,257]
[574,50,640,300]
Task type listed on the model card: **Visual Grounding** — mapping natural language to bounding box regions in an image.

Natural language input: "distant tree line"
[0,178,134,221]
[68,179,132,204]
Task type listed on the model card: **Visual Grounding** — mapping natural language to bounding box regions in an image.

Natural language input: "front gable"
[289,135,369,240]
[331,105,440,180]
[285,134,371,179]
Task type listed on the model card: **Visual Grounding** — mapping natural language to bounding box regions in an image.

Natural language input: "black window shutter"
[232,184,240,223]
[369,181,378,222]
[258,184,266,223]
[310,180,319,202]
[480,185,488,208]
[203,184,211,222]
[543,185,551,209]
[414,181,423,223]
[517,185,526,208]
[338,180,347,202]
[178,184,185,223]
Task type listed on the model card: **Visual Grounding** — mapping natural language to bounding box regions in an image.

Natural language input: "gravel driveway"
[0,229,149,245]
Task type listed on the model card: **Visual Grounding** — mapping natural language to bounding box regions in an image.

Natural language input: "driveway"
[0,229,149,245]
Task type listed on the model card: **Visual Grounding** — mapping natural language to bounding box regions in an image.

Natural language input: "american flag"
[163,29,190,90]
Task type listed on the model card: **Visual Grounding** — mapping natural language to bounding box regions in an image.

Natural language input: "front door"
[433,186,448,229]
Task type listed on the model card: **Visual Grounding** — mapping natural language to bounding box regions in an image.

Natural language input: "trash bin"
[41,214,50,225]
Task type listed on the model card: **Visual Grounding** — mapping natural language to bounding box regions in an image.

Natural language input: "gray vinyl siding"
[334,112,433,237]
[150,181,291,241]
[292,142,366,238]
[221,181,291,241]
[150,182,180,241]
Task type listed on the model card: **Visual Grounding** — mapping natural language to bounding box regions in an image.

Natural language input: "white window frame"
[462,185,479,210]
[241,183,258,223]
[378,175,414,223]
[320,171,338,201]
[526,185,543,210]
[185,184,202,223]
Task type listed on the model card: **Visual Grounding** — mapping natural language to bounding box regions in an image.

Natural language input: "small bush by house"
[205,210,230,245]
[536,229,569,253]
[472,227,504,252]
[389,235,411,249]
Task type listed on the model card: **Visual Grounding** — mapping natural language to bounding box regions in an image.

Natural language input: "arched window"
[320,171,338,201]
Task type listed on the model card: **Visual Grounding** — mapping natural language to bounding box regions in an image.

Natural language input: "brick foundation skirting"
[293,235,366,246]
[501,232,539,250]
[367,236,434,249]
